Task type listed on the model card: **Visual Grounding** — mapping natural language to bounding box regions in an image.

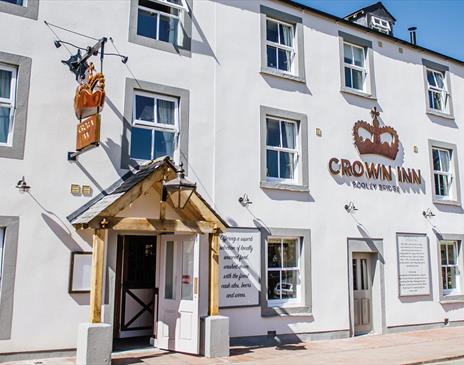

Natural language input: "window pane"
[353,259,358,290]
[447,267,456,289]
[266,150,278,178]
[282,270,297,299]
[157,99,175,125]
[279,24,293,47]
[442,267,447,289]
[432,91,442,110]
[434,173,441,196]
[427,70,436,87]
[165,241,175,299]
[441,244,447,265]
[343,44,352,64]
[159,14,178,44]
[441,174,450,197]
[268,271,280,300]
[266,118,280,147]
[439,150,450,172]
[267,46,277,69]
[278,48,291,71]
[0,0,24,5]
[281,122,295,149]
[135,95,155,122]
[361,259,368,290]
[432,149,441,171]
[435,72,445,89]
[268,240,281,268]
[353,46,364,67]
[0,69,12,99]
[154,130,175,159]
[266,20,278,43]
[282,239,297,267]
[181,240,194,300]
[448,243,456,265]
[279,151,294,179]
[0,106,10,144]
[131,127,152,160]
[352,69,364,90]
[137,9,157,39]
[344,67,352,88]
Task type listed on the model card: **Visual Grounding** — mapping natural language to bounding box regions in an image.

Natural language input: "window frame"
[422,59,454,119]
[338,31,376,99]
[131,90,179,163]
[432,147,453,201]
[137,1,181,44]
[428,140,461,206]
[265,17,296,76]
[0,0,37,19]
[343,41,367,93]
[0,63,17,147]
[440,240,461,296]
[426,68,449,113]
[370,16,391,32]
[265,116,299,183]
[0,227,4,287]
[266,236,302,307]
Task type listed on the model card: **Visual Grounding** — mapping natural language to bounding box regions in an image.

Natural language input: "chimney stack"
[408,27,417,45]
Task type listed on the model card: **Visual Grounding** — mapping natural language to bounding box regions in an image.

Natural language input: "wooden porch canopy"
[67,156,228,322]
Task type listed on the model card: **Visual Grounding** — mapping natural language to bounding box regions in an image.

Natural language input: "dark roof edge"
[277,0,463,66]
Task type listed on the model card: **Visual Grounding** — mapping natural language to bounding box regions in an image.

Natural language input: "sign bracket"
[68,143,99,161]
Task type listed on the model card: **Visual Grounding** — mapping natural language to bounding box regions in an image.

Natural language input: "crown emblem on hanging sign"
[74,63,105,120]
[353,107,399,160]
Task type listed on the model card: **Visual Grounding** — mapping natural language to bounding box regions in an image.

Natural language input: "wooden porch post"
[89,228,106,323]
[209,228,220,316]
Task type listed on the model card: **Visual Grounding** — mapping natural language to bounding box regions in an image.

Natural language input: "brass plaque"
[76,114,101,151]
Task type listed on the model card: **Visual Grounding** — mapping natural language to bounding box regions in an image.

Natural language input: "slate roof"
[67,157,173,225]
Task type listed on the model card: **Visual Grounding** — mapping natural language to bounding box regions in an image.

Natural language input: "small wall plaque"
[69,251,92,293]
[71,184,81,195]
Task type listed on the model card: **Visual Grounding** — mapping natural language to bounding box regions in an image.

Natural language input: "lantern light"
[162,163,196,209]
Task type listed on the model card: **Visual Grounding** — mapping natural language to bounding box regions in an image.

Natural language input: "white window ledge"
[340,87,377,100]
[261,305,312,317]
[260,67,306,84]
[440,294,464,304]
[260,180,309,192]
[426,109,455,120]
[433,199,462,207]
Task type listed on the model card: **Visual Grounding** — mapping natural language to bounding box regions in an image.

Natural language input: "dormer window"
[371,16,390,34]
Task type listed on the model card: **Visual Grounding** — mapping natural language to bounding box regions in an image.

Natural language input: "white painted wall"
[0,0,463,353]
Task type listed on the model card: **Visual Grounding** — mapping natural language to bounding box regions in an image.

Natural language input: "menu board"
[219,229,261,307]
[397,234,431,297]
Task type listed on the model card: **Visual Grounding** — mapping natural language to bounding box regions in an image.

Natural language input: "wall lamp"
[422,208,435,218]
[344,201,358,213]
[162,163,196,209]
[16,176,30,192]
[238,193,252,206]
[54,39,128,64]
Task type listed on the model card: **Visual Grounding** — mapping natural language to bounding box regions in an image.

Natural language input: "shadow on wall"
[262,74,311,95]
[426,113,458,129]
[261,188,315,203]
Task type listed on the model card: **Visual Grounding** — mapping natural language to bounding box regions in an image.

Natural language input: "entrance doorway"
[156,234,200,354]
[114,235,157,341]
[352,253,373,335]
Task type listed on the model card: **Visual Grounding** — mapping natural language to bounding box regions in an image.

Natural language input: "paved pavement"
[4,326,464,365]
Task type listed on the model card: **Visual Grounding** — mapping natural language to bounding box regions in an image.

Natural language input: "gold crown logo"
[353,107,399,160]
[74,63,105,120]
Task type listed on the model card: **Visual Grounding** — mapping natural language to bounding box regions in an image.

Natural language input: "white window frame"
[343,41,367,92]
[0,63,17,147]
[440,240,461,296]
[265,116,299,184]
[137,0,185,42]
[132,90,179,162]
[432,147,454,201]
[0,0,27,6]
[426,68,449,113]
[371,16,390,32]
[265,17,296,75]
[266,236,301,307]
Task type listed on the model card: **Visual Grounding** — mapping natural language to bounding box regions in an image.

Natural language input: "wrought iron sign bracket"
[67,143,99,161]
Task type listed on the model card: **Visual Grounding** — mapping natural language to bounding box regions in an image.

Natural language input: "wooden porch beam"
[95,217,216,234]
[209,229,220,316]
[89,229,106,323]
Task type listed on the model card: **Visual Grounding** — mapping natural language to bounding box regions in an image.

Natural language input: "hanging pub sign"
[328,108,422,193]
[74,63,105,151]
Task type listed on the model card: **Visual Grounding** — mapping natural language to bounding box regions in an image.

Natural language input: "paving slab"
[3,326,464,365]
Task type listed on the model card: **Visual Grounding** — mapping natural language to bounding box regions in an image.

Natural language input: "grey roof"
[67,157,173,225]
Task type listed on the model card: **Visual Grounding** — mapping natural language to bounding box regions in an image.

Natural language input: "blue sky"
[295,0,463,61]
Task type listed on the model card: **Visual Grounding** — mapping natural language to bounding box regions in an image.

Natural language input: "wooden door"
[352,253,372,335]
[157,235,200,354]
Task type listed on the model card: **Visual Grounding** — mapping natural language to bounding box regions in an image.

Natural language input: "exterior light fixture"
[54,40,62,48]
[344,201,358,213]
[162,163,196,209]
[422,208,435,218]
[238,193,252,206]
[16,176,30,192]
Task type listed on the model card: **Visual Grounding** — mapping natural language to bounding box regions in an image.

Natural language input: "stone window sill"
[260,67,306,84]
[340,87,377,100]
[433,198,461,207]
[426,109,455,120]
[440,294,464,304]
[261,305,312,317]
[260,180,309,192]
